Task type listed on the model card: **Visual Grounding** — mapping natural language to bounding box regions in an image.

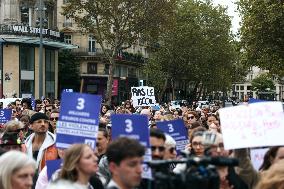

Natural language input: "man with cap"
[25,112,58,173]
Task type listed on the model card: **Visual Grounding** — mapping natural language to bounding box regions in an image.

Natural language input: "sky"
[212,0,241,34]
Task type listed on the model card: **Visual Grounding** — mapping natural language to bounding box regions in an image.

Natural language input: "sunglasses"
[50,117,59,121]
[151,146,165,152]
[46,109,52,112]
[188,116,195,120]
[16,128,25,132]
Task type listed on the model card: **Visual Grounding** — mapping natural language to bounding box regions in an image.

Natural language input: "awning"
[0,35,78,49]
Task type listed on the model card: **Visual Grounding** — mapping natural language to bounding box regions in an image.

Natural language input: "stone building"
[0,0,75,99]
[57,0,148,103]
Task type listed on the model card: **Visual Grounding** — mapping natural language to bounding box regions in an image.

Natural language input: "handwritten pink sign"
[219,102,284,149]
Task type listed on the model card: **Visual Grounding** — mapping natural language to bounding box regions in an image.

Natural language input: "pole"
[39,0,43,98]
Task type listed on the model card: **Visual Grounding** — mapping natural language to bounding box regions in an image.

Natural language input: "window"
[87,63,97,74]
[63,0,69,4]
[120,66,127,77]
[104,64,109,75]
[63,16,72,27]
[20,46,34,71]
[45,49,55,98]
[88,35,96,52]
[64,34,72,44]
[247,86,252,90]
[236,86,239,90]
[114,66,120,77]
[20,7,29,25]
[240,86,244,90]
[128,67,136,77]
[21,80,34,96]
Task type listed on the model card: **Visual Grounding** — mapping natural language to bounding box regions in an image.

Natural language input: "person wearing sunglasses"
[150,128,166,160]
[49,109,59,132]
[164,134,177,161]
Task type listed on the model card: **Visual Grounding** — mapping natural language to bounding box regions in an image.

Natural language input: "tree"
[238,0,284,76]
[144,0,245,101]
[58,50,80,95]
[251,73,275,92]
[62,0,176,104]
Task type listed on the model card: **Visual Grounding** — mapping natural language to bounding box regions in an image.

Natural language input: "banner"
[156,119,188,155]
[111,114,152,179]
[131,86,156,107]
[56,92,101,149]
[219,102,284,149]
[250,148,269,171]
[0,109,12,124]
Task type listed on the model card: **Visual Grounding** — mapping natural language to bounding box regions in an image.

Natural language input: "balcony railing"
[72,48,146,63]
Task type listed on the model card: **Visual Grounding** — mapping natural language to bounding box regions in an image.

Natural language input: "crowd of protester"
[0,97,283,189]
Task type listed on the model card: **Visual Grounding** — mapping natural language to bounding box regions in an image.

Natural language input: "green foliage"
[62,0,176,103]
[251,73,275,92]
[144,0,246,99]
[58,50,80,93]
[238,0,284,76]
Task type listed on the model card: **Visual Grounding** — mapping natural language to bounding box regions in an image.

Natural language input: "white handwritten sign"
[219,102,284,149]
[131,86,156,107]
[250,148,269,171]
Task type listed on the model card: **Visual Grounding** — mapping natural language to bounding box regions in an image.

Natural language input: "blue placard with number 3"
[111,114,152,179]
[0,109,12,124]
[56,92,102,149]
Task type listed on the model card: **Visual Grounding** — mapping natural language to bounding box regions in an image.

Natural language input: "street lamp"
[37,0,46,98]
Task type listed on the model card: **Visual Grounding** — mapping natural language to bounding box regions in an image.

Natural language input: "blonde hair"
[256,159,284,189]
[60,144,90,182]
[4,120,24,132]
[0,151,36,189]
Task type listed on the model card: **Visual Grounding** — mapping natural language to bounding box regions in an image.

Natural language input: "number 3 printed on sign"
[0,111,4,117]
[125,119,133,133]
[168,124,174,132]
[76,98,85,110]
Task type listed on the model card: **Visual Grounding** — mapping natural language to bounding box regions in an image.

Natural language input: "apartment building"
[0,0,75,99]
[57,0,148,103]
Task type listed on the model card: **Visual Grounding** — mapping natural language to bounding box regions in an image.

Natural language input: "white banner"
[219,102,284,149]
[131,86,156,107]
[250,148,269,171]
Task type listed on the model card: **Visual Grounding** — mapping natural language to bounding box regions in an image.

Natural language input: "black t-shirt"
[33,150,39,160]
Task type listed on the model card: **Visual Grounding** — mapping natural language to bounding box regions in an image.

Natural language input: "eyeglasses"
[46,109,52,112]
[192,142,204,147]
[50,117,59,121]
[151,146,165,152]
[188,116,195,120]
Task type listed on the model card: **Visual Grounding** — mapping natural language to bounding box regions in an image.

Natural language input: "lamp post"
[39,0,44,98]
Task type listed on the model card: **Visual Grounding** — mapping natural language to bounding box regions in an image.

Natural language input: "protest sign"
[156,119,188,155]
[131,86,156,107]
[250,148,269,171]
[111,114,152,179]
[219,101,284,149]
[63,89,74,93]
[56,92,101,149]
[46,159,62,180]
[0,109,12,124]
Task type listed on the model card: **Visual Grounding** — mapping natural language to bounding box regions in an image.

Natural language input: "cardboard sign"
[131,86,156,107]
[156,119,189,155]
[219,102,284,149]
[111,114,152,179]
[56,92,101,149]
[250,148,269,171]
[0,109,12,124]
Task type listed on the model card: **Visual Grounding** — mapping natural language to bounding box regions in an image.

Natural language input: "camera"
[146,132,238,189]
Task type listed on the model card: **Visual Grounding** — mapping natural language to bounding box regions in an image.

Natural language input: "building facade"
[57,0,148,103]
[231,66,284,101]
[0,0,75,99]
